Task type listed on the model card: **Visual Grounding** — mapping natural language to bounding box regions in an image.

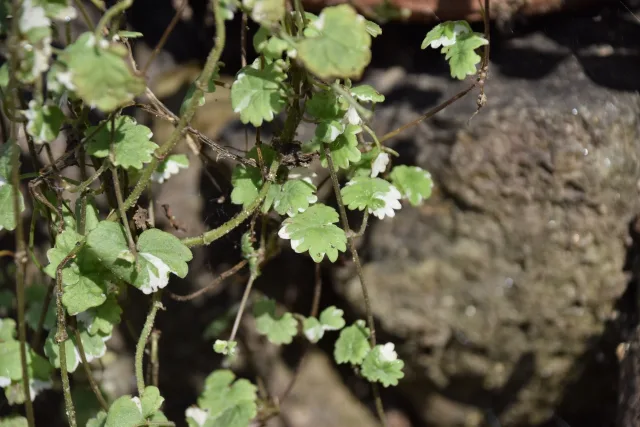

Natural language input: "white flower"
[186,407,209,426]
[343,105,361,126]
[0,376,11,387]
[429,23,470,49]
[19,0,51,34]
[139,253,172,294]
[370,152,390,178]
[369,185,402,220]
[76,310,94,330]
[314,14,326,31]
[0,174,7,187]
[151,158,188,184]
[379,342,398,362]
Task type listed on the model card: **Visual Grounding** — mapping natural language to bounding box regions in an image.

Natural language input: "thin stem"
[135,292,162,396]
[31,282,53,350]
[331,82,371,122]
[379,84,476,144]
[56,244,85,427]
[362,124,381,151]
[228,272,258,343]
[167,259,247,301]
[108,0,227,221]
[7,0,34,423]
[95,0,133,38]
[141,0,187,74]
[149,330,161,387]
[241,13,248,68]
[69,160,107,193]
[74,329,109,411]
[111,165,137,258]
[353,210,369,238]
[181,159,279,247]
[324,144,386,425]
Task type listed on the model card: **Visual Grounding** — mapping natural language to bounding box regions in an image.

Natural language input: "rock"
[332,11,640,427]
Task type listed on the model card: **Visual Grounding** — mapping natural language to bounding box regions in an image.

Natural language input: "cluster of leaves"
[0,0,486,424]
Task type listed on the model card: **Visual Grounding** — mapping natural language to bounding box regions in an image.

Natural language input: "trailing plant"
[0,0,490,426]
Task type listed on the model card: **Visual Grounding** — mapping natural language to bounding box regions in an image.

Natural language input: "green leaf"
[104,395,145,427]
[364,20,382,38]
[196,370,257,427]
[179,66,220,115]
[230,164,263,209]
[0,341,22,382]
[421,21,472,50]
[213,340,237,356]
[320,125,362,170]
[0,416,28,427]
[341,176,402,219]
[38,0,78,20]
[315,120,345,143]
[278,203,347,263]
[443,31,488,79]
[43,329,79,372]
[334,320,370,365]
[305,90,346,120]
[0,318,16,342]
[44,228,109,315]
[253,299,298,345]
[86,411,107,427]
[243,0,285,27]
[319,306,345,330]
[272,179,317,217]
[0,142,25,231]
[140,386,164,418]
[24,100,65,144]
[361,343,405,387]
[60,32,146,112]
[85,116,158,170]
[389,165,433,206]
[117,30,143,39]
[253,27,291,59]
[231,60,287,126]
[297,5,371,79]
[78,294,122,336]
[350,85,384,103]
[302,317,324,343]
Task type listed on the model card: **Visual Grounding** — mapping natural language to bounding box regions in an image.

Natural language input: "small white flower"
[151,158,188,184]
[370,185,402,220]
[278,224,304,252]
[0,376,11,388]
[0,175,7,187]
[132,397,143,414]
[379,342,398,362]
[186,407,209,426]
[343,105,361,126]
[139,253,172,294]
[429,23,470,49]
[370,152,390,178]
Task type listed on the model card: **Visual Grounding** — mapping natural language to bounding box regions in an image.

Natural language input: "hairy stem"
[324,144,386,425]
[181,159,279,247]
[94,0,133,38]
[7,1,34,424]
[136,292,162,396]
[74,329,109,411]
[56,244,85,427]
[108,0,227,221]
